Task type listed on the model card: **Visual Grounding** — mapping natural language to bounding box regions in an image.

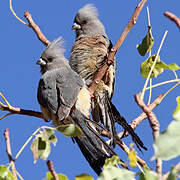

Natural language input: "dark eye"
[82,20,87,24]
[48,58,53,62]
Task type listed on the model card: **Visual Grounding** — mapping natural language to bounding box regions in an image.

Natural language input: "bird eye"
[48,58,53,62]
[82,20,87,24]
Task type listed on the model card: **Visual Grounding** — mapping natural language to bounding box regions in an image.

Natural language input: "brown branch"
[47,160,59,180]
[24,11,50,47]
[4,128,17,179]
[134,94,162,178]
[164,11,180,29]
[88,0,147,95]
[101,128,149,169]
[1,104,44,119]
[23,0,148,96]
[118,94,163,139]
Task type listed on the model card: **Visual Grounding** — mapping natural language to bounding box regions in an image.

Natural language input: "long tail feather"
[109,101,147,151]
[71,109,126,175]
[91,92,117,147]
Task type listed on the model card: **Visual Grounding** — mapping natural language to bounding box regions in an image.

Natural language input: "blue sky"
[0,0,180,179]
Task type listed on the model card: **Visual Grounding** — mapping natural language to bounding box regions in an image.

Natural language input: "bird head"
[36,37,69,74]
[72,4,107,38]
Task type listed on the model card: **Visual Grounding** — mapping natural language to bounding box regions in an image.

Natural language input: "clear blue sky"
[0,0,180,179]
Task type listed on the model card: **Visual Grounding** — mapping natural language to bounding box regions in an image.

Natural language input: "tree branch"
[118,94,163,139]
[88,0,147,95]
[47,160,59,180]
[134,94,162,178]
[22,0,147,95]
[24,11,50,47]
[101,127,149,169]
[1,103,43,119]
[164,11,180,29]
[4,128,17,179]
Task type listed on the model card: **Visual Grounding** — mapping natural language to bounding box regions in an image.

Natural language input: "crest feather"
[48,37,65,54]
[78,4,98,18]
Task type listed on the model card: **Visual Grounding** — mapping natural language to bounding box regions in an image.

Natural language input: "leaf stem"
[141,30,168,100]
[9,0,28,26]
[146,79,180,90]
[160,81,180,103]
[14,126,56,160]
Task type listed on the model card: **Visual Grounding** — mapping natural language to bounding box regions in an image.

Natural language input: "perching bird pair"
[36,4,147,175]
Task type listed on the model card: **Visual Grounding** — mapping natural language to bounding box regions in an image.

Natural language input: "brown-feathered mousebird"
[70,4,147,151]
[36,37,117,175]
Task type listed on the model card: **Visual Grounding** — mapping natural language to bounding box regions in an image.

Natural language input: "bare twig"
[1,103,43,119]
[24,11,50,46]
[4,128,17,179]
[47,160,59,180]
[89,0,147,95]
[164,11,180,29]
[118,94,163,138]
[134,94,162,178]
[102,128,149,169]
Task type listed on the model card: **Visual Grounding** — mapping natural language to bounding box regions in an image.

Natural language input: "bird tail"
[109,101,148,151]
[91,91,117,147]
[91,91,147,151]
[71,109,117,175]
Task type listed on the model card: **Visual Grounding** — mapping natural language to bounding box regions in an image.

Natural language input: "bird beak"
[72,23,81,30]
[36,58,46,66]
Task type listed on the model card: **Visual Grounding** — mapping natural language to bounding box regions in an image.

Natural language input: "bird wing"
[38,67,84,120]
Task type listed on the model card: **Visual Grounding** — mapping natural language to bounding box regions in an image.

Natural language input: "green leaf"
[76,174,94,180]
[31,128,57,163]
[38,137,51,160]
[103,155,121,169]
[155,62,180,71]
[137,26,154,56]
[167,63,180,71]
[140,55,163,78]
[139,169,158,180]
[153,120,180,160]
[173,96,180,121]
[167,166,178,180]
[57,124,82,137]
[31,136,51,163]
[31,137,39,163]
[48,134,57,146]
[98,167,135,180]
[0,165,16,180]
[46,172,68,180]
[43,129,57,146]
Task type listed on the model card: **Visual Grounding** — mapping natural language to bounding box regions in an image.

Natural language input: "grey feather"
[37,37,115,174]
[73,4,107,38]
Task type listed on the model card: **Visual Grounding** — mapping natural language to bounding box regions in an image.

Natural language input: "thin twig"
[47,160,59,180]
[145,79,180,90]
[9,0,28,26]
[164,11,180,29]
[141,30,168,100]
[24,11,50,46]
[118,94,163,138]
[134,94,162,178]
[1,104,43,119]
[103,129,149,169]
[4,128,17,179]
